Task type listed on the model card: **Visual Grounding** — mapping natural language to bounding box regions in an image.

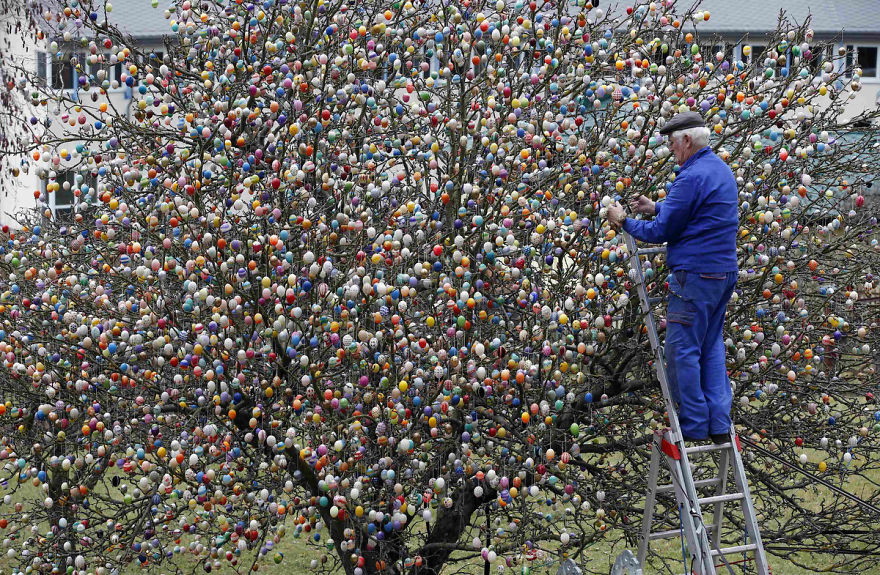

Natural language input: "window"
[37,50,127,91]
[113,61,123,85]
[847,45,878,78]
[82,59,103,87]
[420,46,441,80]
[806,45,830,76]
[652,44,665,65]
[471,54,486,77]
[36,52,47,86]
[709,43,731,76]
[42,170,97,219]
[531,50,542,75]
[51,54,77,90]
[741,44,766,66]
[138,51,164,71]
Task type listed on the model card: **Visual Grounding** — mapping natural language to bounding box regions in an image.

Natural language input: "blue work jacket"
[623,146,739,272]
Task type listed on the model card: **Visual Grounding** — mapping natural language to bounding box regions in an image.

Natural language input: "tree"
[1,1,880,575]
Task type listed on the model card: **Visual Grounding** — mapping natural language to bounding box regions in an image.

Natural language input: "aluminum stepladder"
[621,231,770,575]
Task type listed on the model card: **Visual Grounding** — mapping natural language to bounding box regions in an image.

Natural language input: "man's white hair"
[671,126,710,147]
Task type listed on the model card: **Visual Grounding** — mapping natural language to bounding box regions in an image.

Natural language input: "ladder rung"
[711,543,758,557]
[648,528,681,540]
[656,477,721,494]
[684,442,732,455]
[637,246,667,255]
[699,492,745,506]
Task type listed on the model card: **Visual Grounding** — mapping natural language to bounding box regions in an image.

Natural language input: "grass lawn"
[0,434,877,575]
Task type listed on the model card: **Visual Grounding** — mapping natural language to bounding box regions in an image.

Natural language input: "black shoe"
[710,433,730,445]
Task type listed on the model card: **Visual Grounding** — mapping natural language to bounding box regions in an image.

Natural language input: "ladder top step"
[636,246,667,254]
[711,543,758,557]
[684,442,732,455]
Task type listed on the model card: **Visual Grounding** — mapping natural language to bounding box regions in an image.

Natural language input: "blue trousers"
[665,270,737,438]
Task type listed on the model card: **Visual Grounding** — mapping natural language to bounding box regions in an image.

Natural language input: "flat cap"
[659,111,705,135]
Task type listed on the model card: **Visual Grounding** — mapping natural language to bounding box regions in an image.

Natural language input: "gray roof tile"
[40,0,171,40]
[682,0,880,35]
[101,0,171,38]
[40,0,880,41]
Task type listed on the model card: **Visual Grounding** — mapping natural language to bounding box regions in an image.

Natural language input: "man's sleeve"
[654,202,662,217]
[623,174,696,244]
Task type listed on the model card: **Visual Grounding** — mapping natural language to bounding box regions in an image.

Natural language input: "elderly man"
[607,112,739,444]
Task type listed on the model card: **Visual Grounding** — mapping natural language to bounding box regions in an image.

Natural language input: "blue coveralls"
[623,146,739,439]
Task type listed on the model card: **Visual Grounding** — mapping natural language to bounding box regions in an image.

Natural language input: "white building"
[1,0,170,227]
[685,0,880,120]
[2,0,879,228]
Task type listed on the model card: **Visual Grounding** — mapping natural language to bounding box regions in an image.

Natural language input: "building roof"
[36,0,880,43]
[682,0,880,36]
[39,0,171,41]
[100,0,171,39]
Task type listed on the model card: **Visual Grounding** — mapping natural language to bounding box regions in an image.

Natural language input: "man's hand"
[629,194,656,216]
[607,201,627,229]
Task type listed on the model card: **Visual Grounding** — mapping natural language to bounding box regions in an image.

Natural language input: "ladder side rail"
[663,431,717,575]
[661,437,716,575]
[637,440,664,567]
[728,427,771,575]
[710,449,731,547]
